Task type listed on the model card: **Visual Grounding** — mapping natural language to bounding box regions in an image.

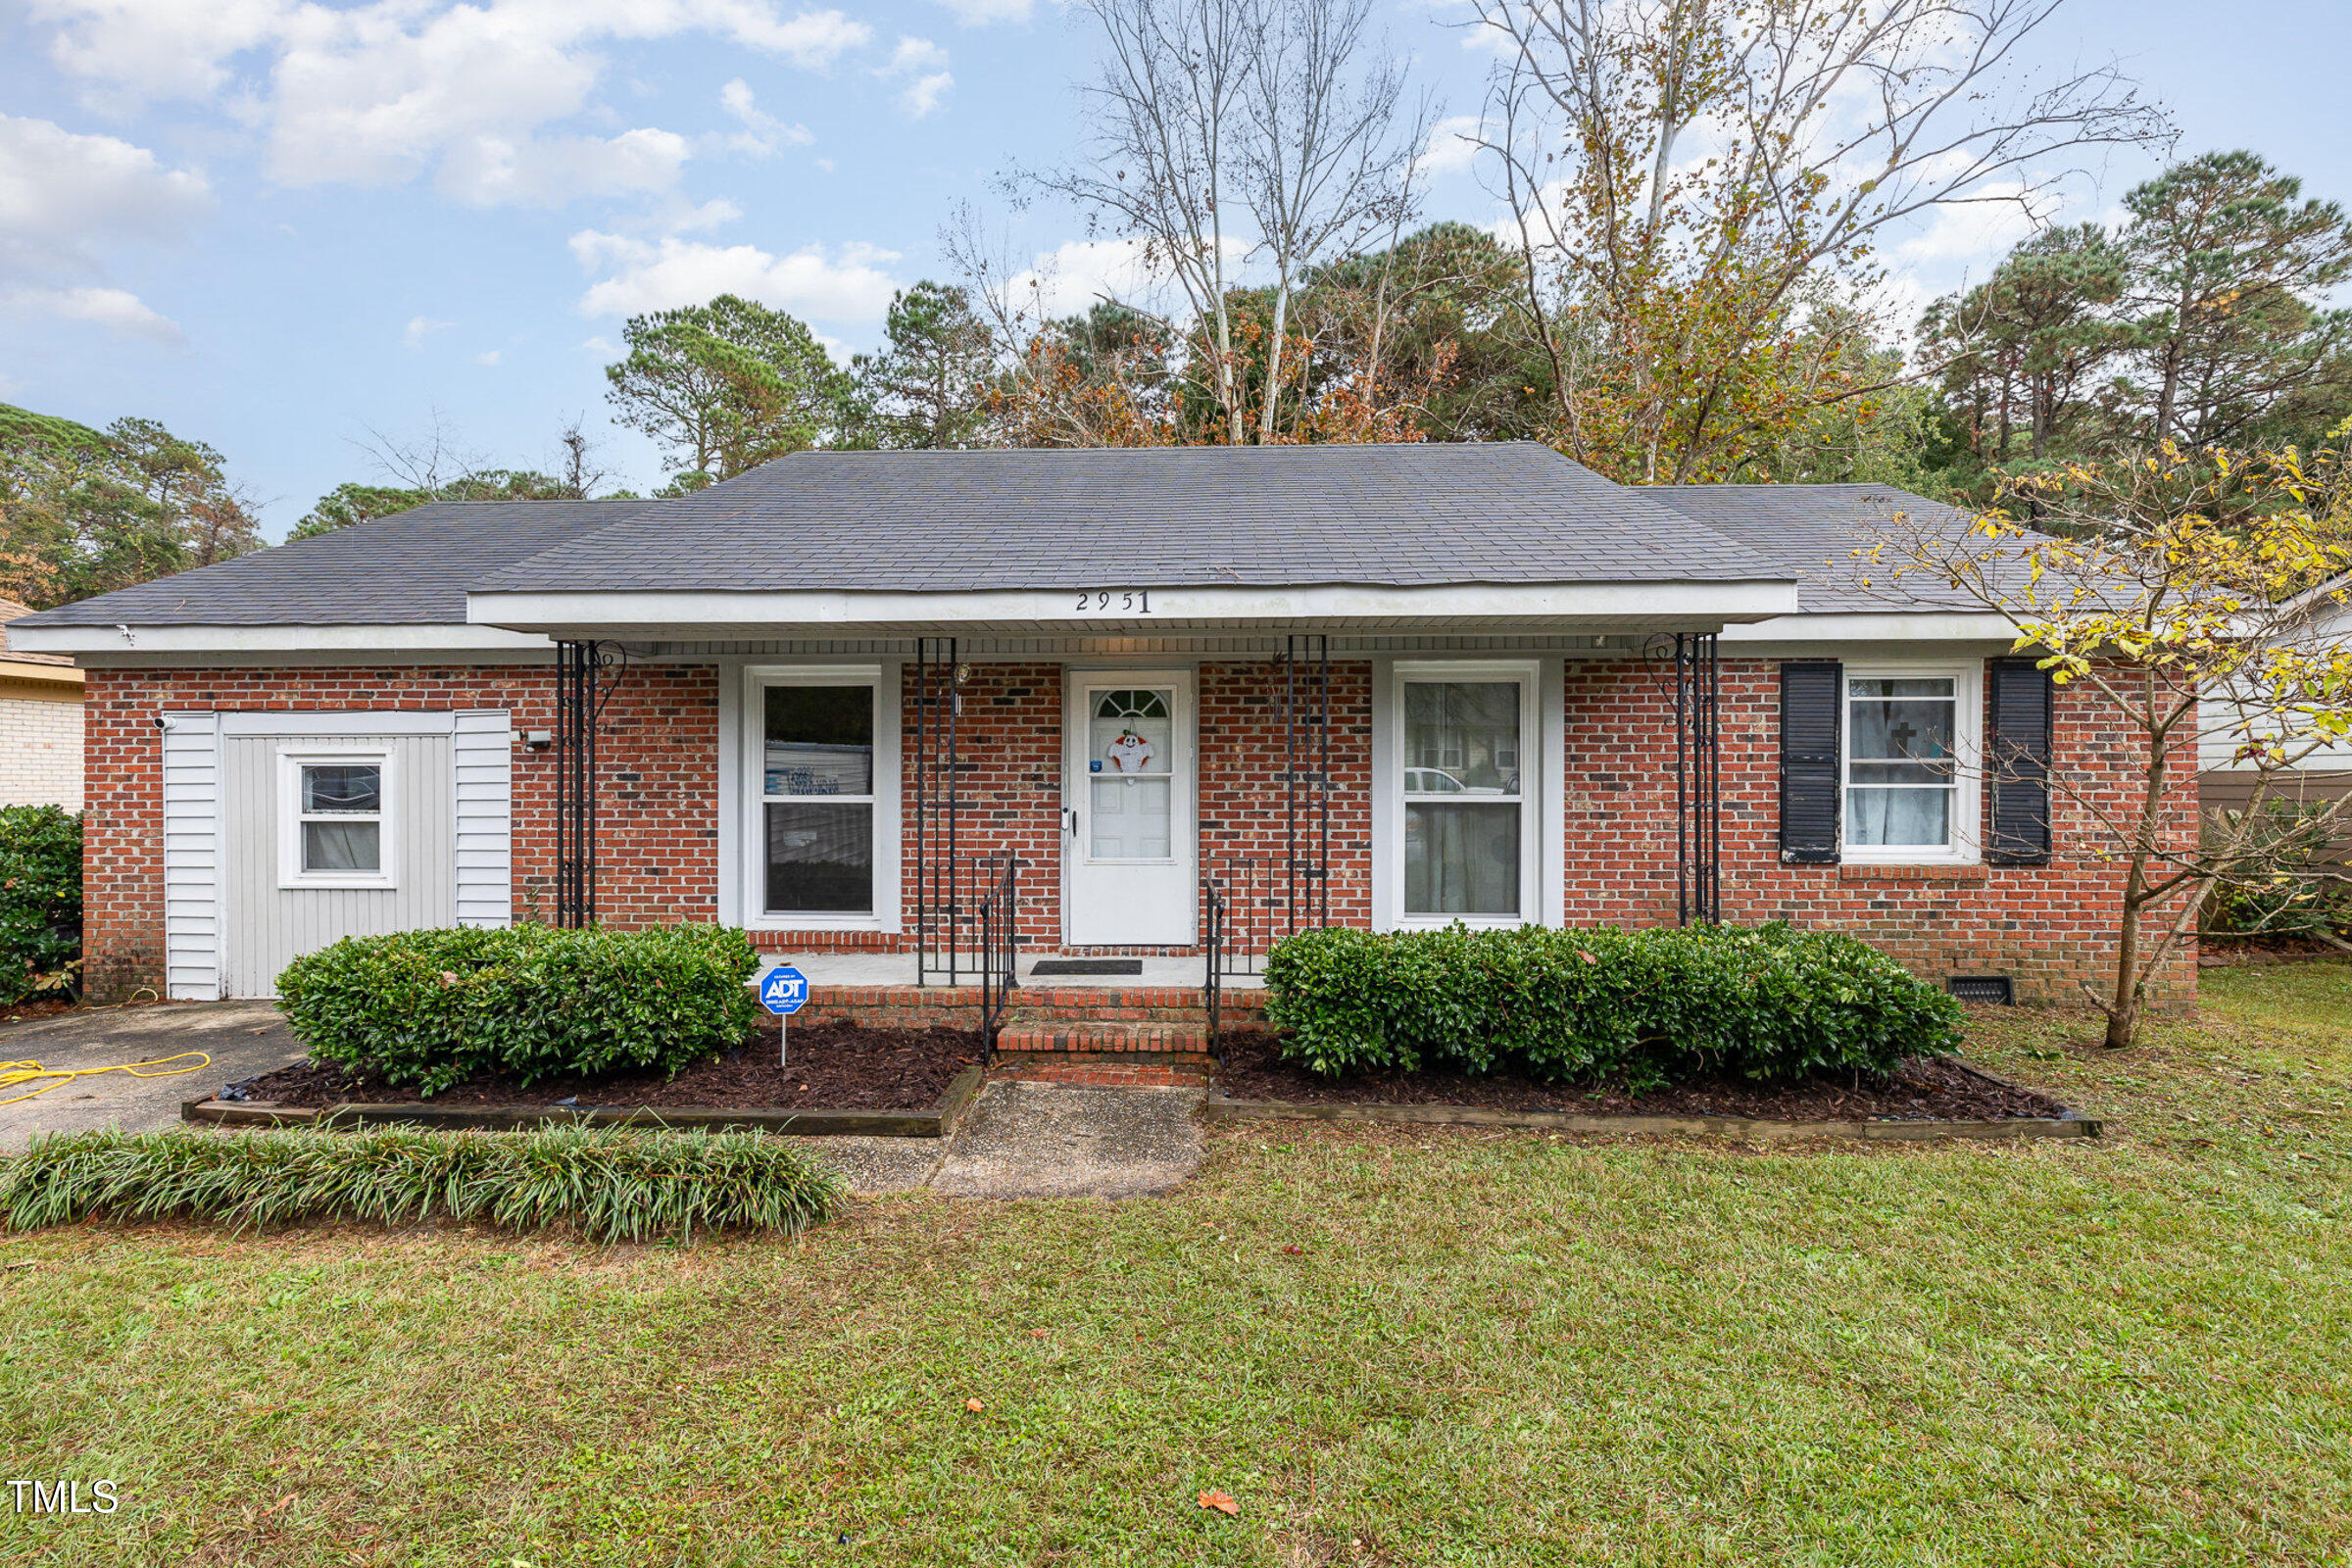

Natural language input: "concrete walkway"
[0,1004,1206,1199]
[784,1079,1206,1199]
[0,1001,303,1152]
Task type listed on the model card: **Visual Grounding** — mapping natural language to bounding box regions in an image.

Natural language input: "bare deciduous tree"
[1021,0,1428,443]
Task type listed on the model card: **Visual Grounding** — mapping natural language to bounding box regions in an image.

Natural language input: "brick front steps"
[996,1022,1217,1086]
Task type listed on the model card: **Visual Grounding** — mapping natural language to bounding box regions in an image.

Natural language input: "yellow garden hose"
[0,1054,214,1107]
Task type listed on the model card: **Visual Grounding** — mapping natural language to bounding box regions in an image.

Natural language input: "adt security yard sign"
[759,964,809,1068]
[760,965,809,1015]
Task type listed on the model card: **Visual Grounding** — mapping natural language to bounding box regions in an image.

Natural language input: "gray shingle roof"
[1638,483,2035,613]
[17,500,652,627]
[471,443,1787,595]
[22,452,2032,633]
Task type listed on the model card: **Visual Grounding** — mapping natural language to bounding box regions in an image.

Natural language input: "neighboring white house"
[0,599,84,810]
[2198,588,2352,829]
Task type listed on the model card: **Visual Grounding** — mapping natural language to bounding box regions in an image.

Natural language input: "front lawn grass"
[2,964,2348,1566]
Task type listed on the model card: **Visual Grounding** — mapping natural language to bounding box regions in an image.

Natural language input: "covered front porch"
[521,610,1747,1052]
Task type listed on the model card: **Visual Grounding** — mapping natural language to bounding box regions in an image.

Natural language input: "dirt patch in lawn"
[1211,1031,2068,1121]
[238,1022,985,1112]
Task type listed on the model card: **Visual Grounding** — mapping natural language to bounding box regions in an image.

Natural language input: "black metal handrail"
[976,853,1019,1054]
[1201,875,1228,1055]
[916,852,1009,985]
[1202,852,1325,980]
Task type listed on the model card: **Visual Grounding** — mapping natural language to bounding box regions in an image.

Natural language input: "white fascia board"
[7,623,554,657]
[1720,612,2023,646]
[466,581,1802,635]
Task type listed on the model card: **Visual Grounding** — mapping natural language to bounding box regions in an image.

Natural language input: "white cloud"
[30,0,291,106]
[931,0,1040,24]
[1420,114,1486,179]
[435,128,693,207]
[402,314,451,350]
[28,0,874,206]
[719,78,815,157]
[0,114,212,253]
[571,229,904,321]
[2,283,182,343]
[0,114,210,340]
[1890,178,2054,271]
[475,349,502,366]
[878,35,954,120]
[1008,236,1176,318]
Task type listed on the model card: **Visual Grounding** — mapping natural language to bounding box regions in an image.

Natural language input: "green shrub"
[0,805,80,1006]
[1263,922,1964,1085]
[2201,801,2352,941]
[276,923,762,1095]
[0,1123,844,1244]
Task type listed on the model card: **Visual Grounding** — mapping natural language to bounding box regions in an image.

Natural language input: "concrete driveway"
[0,1001,303,1152]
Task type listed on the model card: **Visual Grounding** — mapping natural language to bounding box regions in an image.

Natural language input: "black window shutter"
[1780,661,1842,863]
[1987,658,2053,864]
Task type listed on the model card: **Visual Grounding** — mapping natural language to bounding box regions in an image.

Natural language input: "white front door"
[1064,671,1196,946]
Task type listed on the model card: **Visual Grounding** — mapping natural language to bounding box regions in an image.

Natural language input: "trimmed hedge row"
[0,1124,844,1244]
[1263,923,1964,1085]
[0,805,80,1006]
[277,924,761,1095]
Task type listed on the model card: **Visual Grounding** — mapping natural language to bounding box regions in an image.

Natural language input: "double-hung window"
[751,668,889,921]
[1842,667,1978,861]
[1396,664,1535,921]
[278,752,393,888]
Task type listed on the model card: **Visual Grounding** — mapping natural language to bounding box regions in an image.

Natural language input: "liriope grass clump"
[0,1124,847,1245]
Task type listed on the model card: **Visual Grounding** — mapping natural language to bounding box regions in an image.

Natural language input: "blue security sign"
[758,964,809,1015]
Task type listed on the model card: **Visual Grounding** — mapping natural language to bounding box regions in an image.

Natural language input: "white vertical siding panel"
[452,710,513,928]
[161,714,220,1001]
[220,733,457,997]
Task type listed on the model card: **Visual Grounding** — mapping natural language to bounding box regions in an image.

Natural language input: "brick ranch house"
[12,444,2191,1045]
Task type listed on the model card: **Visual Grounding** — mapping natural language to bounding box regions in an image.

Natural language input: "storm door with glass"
[1064,672,1195,945]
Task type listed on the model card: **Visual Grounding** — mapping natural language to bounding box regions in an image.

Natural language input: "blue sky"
[1,0,2345,536]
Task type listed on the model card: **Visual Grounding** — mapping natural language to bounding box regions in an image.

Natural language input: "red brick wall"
[80,662,718,999]
[1200,659,1373,944]
[82,653,2192,1005]
[1561,656,2197,1005]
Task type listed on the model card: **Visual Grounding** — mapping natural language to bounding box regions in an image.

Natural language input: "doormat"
[1029,958,1146,976]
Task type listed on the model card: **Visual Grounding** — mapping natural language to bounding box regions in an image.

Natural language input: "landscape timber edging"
[1200,1090,2101,1142]
[181,1063,987,1140]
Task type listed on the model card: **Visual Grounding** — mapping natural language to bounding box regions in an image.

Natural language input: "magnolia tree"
[1868,438,2352,1049]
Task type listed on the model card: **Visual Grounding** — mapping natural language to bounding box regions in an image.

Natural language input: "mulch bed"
[1211,1031,2068,1121]
[236,1021,985,1113]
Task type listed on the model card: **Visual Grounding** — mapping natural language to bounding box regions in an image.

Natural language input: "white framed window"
[1394,661,1539,925]
[1841,663,1981,863]
[744,665,896,926]
[277,751,394,889]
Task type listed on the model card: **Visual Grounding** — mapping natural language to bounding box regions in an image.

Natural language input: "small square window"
[281,754,392,887]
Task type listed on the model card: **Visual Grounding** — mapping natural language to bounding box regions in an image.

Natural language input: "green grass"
[2,965,2349,1565]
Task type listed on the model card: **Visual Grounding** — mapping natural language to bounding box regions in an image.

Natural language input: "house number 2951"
[1074,591,1152,612]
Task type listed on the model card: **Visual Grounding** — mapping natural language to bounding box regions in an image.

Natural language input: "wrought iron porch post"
[914,638,962,985]
[554,639,620,928]
[1670,632,1723,925]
